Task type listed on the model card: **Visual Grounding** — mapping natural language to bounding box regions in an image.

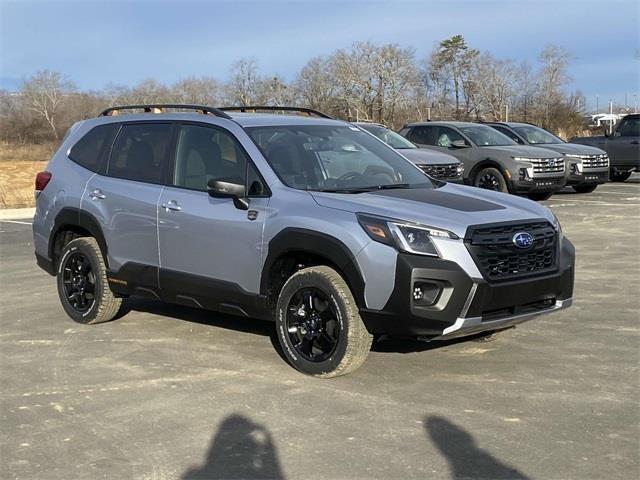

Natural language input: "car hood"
[397,148,461,165]
[525,142,606,156]
[309,183,554,238]
[481,145,563,158]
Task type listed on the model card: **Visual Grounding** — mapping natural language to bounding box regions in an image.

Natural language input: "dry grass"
[0,161,48,208]
[0,143,55,208]
[0,142,56,163]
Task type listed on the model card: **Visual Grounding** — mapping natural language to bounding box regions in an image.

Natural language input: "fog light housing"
[412,282,442,306]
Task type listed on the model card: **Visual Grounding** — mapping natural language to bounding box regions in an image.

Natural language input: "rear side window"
[492,126,524,144]
[69,124,118,173]
[409,126,431,144]
[108,123,171,184]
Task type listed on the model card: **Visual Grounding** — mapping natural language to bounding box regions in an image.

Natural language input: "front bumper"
[359,237,575,339]
[509,176,566,193]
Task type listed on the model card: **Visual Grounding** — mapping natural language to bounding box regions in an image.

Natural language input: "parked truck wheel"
[474,167,508,193]
[610,171,631,182]
[275,266,372,378]
[572,184,598,194]
[528,192,553,201]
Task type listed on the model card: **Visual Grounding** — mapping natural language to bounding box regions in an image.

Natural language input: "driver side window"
[435,127,465,147]
[173,124,247,191]
[617,117,640,137]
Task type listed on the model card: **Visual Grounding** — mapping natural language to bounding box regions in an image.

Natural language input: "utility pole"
[505,104,509,122]
[596,95,599,113]
[609,99,614,135]
[634,94,638,114]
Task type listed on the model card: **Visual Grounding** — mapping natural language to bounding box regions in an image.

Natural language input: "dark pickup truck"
[572,114,640,182]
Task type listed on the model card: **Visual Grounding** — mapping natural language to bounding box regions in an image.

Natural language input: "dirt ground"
[0,143,54,208]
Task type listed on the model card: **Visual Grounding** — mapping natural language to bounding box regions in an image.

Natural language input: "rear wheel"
[56,237,122,324]
[474,167,508,192]
[610,171,631,182]
[572,184,598,194]
[275,266,372,378]
[528,192,553,201]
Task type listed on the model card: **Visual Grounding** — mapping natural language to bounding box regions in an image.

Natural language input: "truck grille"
[419,164,461,180]
[465,221,558,282]
[581,155,609,169]
[531,157,565,174]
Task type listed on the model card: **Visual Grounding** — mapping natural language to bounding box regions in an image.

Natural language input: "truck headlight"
[357,213,458,257]
[512,157,535,162]
[564,154,589,159]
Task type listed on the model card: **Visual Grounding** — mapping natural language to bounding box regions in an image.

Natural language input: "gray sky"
[1,0,638,110]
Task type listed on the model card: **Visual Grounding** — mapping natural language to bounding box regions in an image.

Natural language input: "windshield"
[459,125,516,146]
[246,124,433,192]
[513,125,564,144]
[359,124,416,149]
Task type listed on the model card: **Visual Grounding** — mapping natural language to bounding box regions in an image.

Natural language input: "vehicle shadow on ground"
[426,416,529,479]
[182,414,285,480]
[118,296,499,357]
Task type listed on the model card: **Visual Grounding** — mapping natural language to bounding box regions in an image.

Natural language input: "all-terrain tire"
[610,171,631,182]
[572,184,598,194]
[527,192,553,201]
[275,266,372,378]
[56,237,122,324]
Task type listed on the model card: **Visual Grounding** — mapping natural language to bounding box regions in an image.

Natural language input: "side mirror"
[451,139,469,148]
[207,178,249,210]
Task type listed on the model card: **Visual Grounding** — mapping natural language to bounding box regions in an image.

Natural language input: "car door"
[606,116,640,167]
[157,122,269,307]
[82,122,171,288]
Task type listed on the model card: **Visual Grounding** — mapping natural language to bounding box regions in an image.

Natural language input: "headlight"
[512,157,535,162]
[564,154,589,159]
[456,164,464,174]
[357,213,458,257]
[550,210,563,235]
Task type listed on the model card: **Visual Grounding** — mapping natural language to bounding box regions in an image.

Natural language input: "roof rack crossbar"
[220,106,333,119]
[98,104,232,119]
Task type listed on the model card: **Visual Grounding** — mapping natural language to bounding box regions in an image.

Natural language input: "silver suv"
[33,105,575,377]
[399,121,567,201]
[354,122,464,183]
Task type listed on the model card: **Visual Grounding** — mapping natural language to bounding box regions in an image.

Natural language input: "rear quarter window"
[68,124,119,173]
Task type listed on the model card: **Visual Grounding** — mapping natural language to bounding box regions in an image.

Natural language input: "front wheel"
[56,237,122,324]
[473,167,508,192]
[528,192,553,201]
[572,184,598,194]
[275,266,372,378]
[610,171,631,182]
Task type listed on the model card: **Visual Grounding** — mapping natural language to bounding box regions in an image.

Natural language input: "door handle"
[89,189,106,200]
[161,200,182,212]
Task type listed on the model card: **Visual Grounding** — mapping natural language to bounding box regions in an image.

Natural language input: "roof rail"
[220,106,333,119]
[98,104,232,119]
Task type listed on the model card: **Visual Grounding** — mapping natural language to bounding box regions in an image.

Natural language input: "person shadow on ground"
[183,414,285,480]
[426,416,529,479]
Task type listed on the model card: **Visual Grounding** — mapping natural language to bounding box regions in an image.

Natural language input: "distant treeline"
[1,35,593,145]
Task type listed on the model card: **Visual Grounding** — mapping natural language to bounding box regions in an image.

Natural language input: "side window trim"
[171,121,271,198]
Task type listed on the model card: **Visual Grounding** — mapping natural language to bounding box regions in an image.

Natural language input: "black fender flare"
[49,207,109,268]
[260,228,366,307]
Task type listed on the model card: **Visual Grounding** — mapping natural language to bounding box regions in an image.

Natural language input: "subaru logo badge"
[513,232,534,249]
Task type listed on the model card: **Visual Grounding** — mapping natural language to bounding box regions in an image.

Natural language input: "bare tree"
[171,76,221,105]
[537,45,572,128]
[226,58,260,105]
[20,70,75,140]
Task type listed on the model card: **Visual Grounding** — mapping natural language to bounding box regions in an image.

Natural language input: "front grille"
[581,155,609,169]
[531,157,565,174]
[419,163,461,180]
[466,221,558,282]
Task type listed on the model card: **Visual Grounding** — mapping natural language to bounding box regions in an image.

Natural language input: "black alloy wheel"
[285,287,339,363]
[61,251,96,313]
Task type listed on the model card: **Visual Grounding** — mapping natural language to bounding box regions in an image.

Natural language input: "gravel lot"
[1,178,639,480]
